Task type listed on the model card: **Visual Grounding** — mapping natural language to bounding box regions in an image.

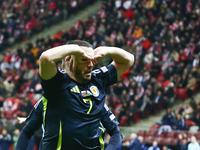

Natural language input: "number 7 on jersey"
[83,98,93,114]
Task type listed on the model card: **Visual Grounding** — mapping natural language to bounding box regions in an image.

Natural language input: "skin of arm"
[39,44,88,80]
[94,46,134,79]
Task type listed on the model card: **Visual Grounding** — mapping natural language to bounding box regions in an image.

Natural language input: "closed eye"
[81,58,89,62]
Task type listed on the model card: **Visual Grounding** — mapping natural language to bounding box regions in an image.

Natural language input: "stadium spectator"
[182,104,193,120]
[138,136,148,150]
[12,129,20,150]
[174,113,186,130]
[123,133,141,150]
[187,136,200,150]
[0,0,200,148]
[0,129,12,150]
[177,134,188,150]
[186,73,196,98]
[148,141,160,150]
[161,108,176,127]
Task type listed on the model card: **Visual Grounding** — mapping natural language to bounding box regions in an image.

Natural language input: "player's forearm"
[40,44,81,63]
[15,130,31,150]
[106,126,123,150]
[103,46,134,67]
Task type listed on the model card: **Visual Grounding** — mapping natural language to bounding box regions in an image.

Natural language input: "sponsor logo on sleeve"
[109,114,115,120]
[100,66,108,73]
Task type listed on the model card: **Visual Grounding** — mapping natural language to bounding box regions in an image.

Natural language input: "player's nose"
[88,60,94,67]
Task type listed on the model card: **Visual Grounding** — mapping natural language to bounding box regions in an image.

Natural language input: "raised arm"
[94,46,134,79]
[39,44,85,80]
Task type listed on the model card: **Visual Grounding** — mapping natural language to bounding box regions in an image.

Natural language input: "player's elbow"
[127,54,134,68]
[39,51,51,65]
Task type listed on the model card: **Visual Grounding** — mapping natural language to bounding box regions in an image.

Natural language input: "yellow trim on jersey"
[99,127,105,150]
[56,121,62,150]
[71,85,80,93]
[42,96,48,127]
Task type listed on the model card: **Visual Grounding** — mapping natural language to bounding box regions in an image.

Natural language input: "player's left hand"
[93,47,107,65]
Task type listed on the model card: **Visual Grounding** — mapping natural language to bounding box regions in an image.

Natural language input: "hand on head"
[68,46,106,73]
[93,47,107,65]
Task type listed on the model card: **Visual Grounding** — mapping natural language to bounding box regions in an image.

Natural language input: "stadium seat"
[9,144,14,150]
[163,137,175,145]
[145,109,151,115]
[166,132,176,138]
[119,116,128,126]
[157,104,163,110]
[177,88,188,100]
[150,124,161,130]
[154,137,164,144]
[193,83,199,93]
[159,71,166,76]
[162,80,169,88]
[137,130,147,137]
[3,110,14,119]
[32,100,38,106]
[147,130,157,137]
[144,135,154,144]
[124,135,131,142]
[157,75,165,82]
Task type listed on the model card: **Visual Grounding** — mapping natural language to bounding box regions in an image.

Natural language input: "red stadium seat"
[145,109,150,115]
[32,100,38,106]
[167,132,173,138]
[163,137,175,145]
[124,135,131,142]
[3,110,14,119]
[120,116,128,126]
[144,136,154,144]
[193,83,199,93]
[178,88,188,100]
[147,130,157,137]
[157,132,167,138]
[9,144,14,150]
[159,71,166,76]
[150,124,161,130]
[157,75,165,82]
[170,138,178,145]
[154,137,164,144]
[162,80,169,88]
[187,133,195,138]
[137,130,147,137]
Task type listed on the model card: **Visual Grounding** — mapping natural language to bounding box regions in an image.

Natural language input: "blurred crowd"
[0,0,200,149]
[117,132,200,150]
[0,0,96,50]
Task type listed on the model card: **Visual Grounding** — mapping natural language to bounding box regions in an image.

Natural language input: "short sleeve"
[41,69,69,92]
[101,103,119,132]
[92,64,117,89]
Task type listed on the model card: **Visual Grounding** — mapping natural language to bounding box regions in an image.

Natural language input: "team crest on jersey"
[90,86,99,97]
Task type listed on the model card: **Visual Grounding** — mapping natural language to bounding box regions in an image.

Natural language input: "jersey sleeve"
[41,69,69,92]
[101,103,119,132]
[92,64,117,89]
[25,98,43,130]
[16,98,43,150]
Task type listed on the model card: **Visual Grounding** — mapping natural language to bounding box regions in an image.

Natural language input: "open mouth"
[85,71,92,75]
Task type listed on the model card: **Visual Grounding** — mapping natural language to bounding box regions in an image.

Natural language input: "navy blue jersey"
[40,64,118,150]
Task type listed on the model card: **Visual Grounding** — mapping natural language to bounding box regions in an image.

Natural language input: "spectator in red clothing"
[124,8,134,19]
[142,37,151,50]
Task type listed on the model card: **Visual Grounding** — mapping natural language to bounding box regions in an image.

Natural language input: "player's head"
[64,40,95,83]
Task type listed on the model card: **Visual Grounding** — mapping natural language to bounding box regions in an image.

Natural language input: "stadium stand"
[0,0,200,149]
[0,0,96,51]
